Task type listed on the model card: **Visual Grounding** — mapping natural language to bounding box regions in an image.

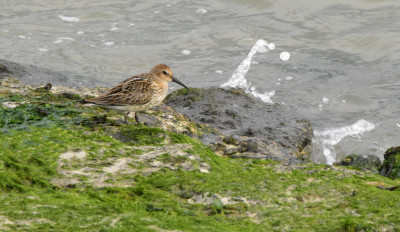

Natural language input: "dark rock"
[0,63,11,74]
[335,154,382,174]
[35,83,52,91]
[165,88,313,164]
[0,59,103,87]
[137,113,163,127]
[380,146,400,180]
[376,185,400,191]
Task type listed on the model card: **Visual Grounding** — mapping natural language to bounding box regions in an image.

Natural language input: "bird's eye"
[162,70,168,75]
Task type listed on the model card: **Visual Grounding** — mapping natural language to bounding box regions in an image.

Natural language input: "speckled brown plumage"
[83,64,189,123]
[86,74,154,106]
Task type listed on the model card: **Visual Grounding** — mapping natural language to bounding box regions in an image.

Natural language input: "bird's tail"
[80,98,98,105]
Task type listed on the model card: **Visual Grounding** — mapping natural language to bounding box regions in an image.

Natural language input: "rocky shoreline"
[1,60,400,231]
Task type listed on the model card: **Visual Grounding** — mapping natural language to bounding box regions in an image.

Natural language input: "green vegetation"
[380,147,400,180]
[164,87,205,103]
[0,89,399,231]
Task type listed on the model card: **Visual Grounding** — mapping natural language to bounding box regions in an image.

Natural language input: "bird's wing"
[86,73,154,105]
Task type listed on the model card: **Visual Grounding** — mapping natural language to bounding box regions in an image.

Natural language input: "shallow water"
[1,0,399,164]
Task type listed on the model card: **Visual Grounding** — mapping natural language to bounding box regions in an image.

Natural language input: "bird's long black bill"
[172,77,190,90]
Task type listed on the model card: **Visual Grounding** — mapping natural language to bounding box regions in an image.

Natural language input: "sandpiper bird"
[83,64,189,124]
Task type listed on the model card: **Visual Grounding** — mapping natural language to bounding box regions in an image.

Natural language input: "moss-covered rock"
[380,146,400,180]
[1,77,400,231]
[336,154,382,174]
[165,87,313,164]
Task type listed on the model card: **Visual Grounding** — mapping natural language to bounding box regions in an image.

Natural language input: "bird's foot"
[134,112,141,125]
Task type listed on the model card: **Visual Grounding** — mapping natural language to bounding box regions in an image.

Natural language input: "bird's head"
[150,64,189,90]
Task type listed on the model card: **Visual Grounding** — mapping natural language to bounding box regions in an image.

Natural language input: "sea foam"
[313,119,375,165]
[220,39,275,103]
[58,15,79,22]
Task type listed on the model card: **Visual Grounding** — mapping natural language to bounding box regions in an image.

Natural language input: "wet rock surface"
[1,60,313,165]
[165,88,313,164]
[0,59,102,87]
[1,59,313,164]
[335,154,382,174]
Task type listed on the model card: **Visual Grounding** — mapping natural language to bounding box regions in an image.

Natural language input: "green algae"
[1,125,400,231]
[114,126,167,146]
[0,103,84,131]
[1,91,400,231]
[165,87,205,103]
[337,154,381,173]
[380,147,400,180]
[114,124,203,147]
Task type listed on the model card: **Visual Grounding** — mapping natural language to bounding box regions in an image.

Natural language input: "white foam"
[104,42,114,46]
[313,119,375,165]
[220,39,275,103]
[110,27,118,31]
[58,15,79,22]
[197,9,207,14]
[284,76,294,80]
[251,89,275,103]
[181,49,191,55]
[267,43,275,50]
[257,46,268,53]
[221,39,268,89]
[54,37,75,44]
[215,70,223,74]
[76,31,84,35]
[38,48,48,52]
[280,51,290,61]
[318,97,329,110]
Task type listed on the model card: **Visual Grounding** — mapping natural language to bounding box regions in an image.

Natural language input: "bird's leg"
[134,112,141,124]
[124,112,130,124]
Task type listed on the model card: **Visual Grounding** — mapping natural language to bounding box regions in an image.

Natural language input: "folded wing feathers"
[85,74,154,105]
